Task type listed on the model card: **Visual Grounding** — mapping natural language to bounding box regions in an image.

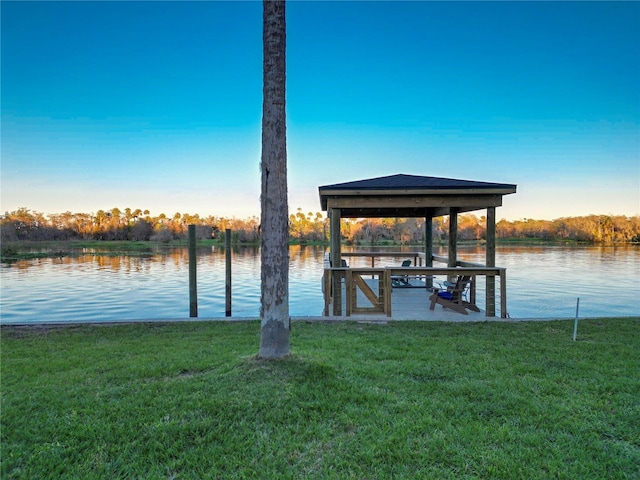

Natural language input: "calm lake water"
[1,245,638,324]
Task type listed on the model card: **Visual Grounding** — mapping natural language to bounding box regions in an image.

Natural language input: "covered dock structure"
[319,174,517,318]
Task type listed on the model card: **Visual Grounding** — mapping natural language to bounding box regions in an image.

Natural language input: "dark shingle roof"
[318,173,517,216]
[319,173,516,191]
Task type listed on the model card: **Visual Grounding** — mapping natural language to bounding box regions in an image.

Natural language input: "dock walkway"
[327,277,492,322]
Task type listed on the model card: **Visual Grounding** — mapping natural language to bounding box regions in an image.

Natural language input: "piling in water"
[225,228,232,317]
[188,224,197,317]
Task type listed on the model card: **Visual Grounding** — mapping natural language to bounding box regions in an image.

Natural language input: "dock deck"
[326,278,493,322]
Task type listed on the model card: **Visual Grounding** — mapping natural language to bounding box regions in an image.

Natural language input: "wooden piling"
[486,207,496,317]
[188,224,197,317]
[225,228,232,316]
[330,208,342,316]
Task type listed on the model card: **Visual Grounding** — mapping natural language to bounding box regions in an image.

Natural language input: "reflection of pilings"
[188,225,198,317]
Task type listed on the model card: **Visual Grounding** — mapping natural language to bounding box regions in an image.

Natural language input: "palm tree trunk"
[259,0,289,358]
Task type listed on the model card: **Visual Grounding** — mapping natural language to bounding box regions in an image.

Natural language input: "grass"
[2,319,639,479]
[1,239,257,261]
[1,241,158,261]
[1,240,235,261]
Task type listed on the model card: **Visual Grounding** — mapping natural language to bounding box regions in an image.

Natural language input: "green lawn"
[2,319,639,479]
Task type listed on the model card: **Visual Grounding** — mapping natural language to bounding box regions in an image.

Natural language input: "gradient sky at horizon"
[2,1,639,221]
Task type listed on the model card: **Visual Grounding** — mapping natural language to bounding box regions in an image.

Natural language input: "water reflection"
[1,245,638,323]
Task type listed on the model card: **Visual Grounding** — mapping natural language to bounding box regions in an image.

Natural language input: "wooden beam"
[325,194,504,210]
[329,206,489,219]
[386,267,503,276]
[332,207,454,218]
[353,273,380,307]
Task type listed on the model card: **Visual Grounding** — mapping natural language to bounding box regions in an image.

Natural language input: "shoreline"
[3,238,637,262]
[2,315,638,329]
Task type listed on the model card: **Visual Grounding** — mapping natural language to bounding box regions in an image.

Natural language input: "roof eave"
[319,187,516,197]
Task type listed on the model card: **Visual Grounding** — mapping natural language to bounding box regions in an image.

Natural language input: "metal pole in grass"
[225,228,232,317]
[188,224,198,317]
[572,297,580,341]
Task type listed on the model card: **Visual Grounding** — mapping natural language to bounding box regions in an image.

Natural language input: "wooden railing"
[323,253,508,318]
[341,251,425,268]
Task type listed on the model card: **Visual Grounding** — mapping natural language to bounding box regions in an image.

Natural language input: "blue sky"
[2,1,638,221]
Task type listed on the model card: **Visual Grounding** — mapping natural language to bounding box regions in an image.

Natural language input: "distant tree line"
[2,207,639,245]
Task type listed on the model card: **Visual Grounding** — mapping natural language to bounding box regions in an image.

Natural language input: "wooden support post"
[323,270,331,316]
[486,207,496,317]
[500,269,507,318]
[330,208,342,316]
[385,269,392,317]
[448,208,458,269]
[470,276,476,305]
[225,228,232,317]
[425,213,433,289]
[188,224,198,318]
[345,268,352,316]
